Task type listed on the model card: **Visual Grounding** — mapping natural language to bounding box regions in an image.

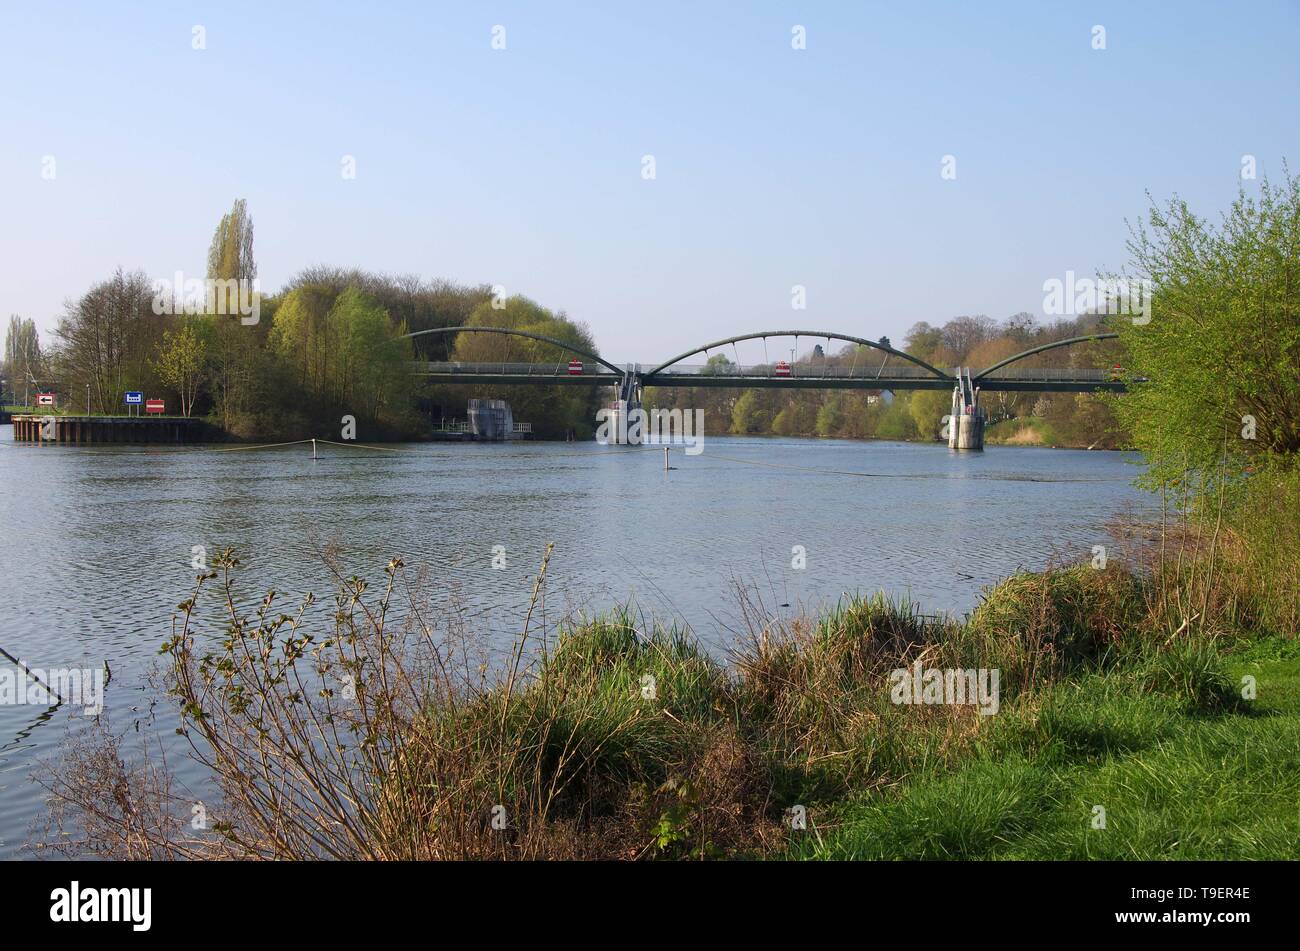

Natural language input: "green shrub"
[961,565,1146,694]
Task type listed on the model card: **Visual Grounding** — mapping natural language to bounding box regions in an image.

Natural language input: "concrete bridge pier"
[955,410,984,450]
[607,365,644,443]
[948,368,986,451]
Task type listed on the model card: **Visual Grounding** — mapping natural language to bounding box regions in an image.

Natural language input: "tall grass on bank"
[43,548,778,859]
[1128,462,1300,642]
[39,469,1298,859]
[959,565,1145,695]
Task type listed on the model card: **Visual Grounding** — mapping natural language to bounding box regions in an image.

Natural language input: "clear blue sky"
[2,1,1297,362]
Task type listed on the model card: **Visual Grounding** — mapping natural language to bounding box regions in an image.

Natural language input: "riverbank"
[985,416,1132,450]
[734,422,1131,451]
[793,637,1300,858]
[42,466,1298,859]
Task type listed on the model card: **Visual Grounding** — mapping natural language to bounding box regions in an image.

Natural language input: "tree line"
[1,201,598,440]
[644,313,1126,447]
[8,170,1294,451]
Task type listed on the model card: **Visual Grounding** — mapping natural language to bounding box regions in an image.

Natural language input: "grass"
[791,643,1300,860]
[42,470,1300,860]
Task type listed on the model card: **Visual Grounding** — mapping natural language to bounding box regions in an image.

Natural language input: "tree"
[4,316,42,403]
[269,283,337,394]
[941,315,998,358]
[154,320,206,416]
[1004,312,1038,343]
[772,403,815,436]
[269,286,413,425]
[449,296,603,437]
[329,288,413,419]
[204,315,266,433]
[207,199,257,282]
[1111,169,1300,483]
[875,396,917,441]
[202,200,267,431]
[909,389,951,440]
[281,267,492,360]
[54,268,160,413]
[700,353,736,376]
[903,322,943,362]
[815,395,844,436]
[731,390,772,434]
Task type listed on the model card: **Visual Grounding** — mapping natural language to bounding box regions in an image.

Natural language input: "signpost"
[125,391,143,417]
[36,392,56,407]
[145,399,165,415]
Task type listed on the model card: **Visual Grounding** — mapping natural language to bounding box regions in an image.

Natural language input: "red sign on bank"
[145,399,165,414]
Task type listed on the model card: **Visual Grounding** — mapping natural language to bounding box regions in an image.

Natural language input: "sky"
[2,0,1298,363]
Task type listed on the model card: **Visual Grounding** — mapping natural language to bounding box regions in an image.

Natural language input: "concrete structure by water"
[948,369,986,451]
[467,399,528,441]
[10,415,204,444]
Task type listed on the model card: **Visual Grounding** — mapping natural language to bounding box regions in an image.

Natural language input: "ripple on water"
[0,433,1155,856]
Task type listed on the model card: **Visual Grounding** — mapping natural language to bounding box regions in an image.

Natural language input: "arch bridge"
[407,326,1132,396]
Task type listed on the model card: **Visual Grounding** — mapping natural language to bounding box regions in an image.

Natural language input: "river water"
[0,430,1156,856]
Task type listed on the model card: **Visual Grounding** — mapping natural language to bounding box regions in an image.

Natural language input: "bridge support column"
[956,411,984,450]
[605,366,644,444]
[948,385,961,449]
[949,368,985,451]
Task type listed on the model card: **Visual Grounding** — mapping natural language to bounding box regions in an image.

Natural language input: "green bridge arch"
[642,330,953,381]
[403,325,626,376]
[972,333,1120,381]
[406,325,1124,387]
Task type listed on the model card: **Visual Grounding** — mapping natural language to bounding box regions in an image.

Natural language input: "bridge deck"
[412,362,1132,393]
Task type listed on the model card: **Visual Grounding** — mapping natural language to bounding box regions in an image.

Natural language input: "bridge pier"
[948,369,986,451]
[605,365,644,443]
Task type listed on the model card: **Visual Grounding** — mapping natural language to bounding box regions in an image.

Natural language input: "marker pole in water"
[312,438,317,461]
[664,446,669,471]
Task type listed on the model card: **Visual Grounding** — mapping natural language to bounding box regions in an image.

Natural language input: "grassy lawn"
[789,638,1300,860]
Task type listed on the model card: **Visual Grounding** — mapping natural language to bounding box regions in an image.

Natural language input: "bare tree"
[54,269,159,413]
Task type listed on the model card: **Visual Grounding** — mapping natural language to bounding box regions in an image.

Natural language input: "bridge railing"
[414,361,617,376]
[415,360,950,379]
[977,367,1115,381]
[656,363,949,379]
[413,361,1130,384]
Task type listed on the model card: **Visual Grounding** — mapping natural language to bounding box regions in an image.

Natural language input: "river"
[0,431,1156,856]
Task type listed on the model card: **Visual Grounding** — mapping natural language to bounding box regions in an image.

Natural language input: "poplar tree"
[204,200,259,430]
[206,199,257,281]
[4,316,42,401]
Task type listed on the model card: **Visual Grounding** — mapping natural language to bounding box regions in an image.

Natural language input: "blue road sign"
[125,391,143,405]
